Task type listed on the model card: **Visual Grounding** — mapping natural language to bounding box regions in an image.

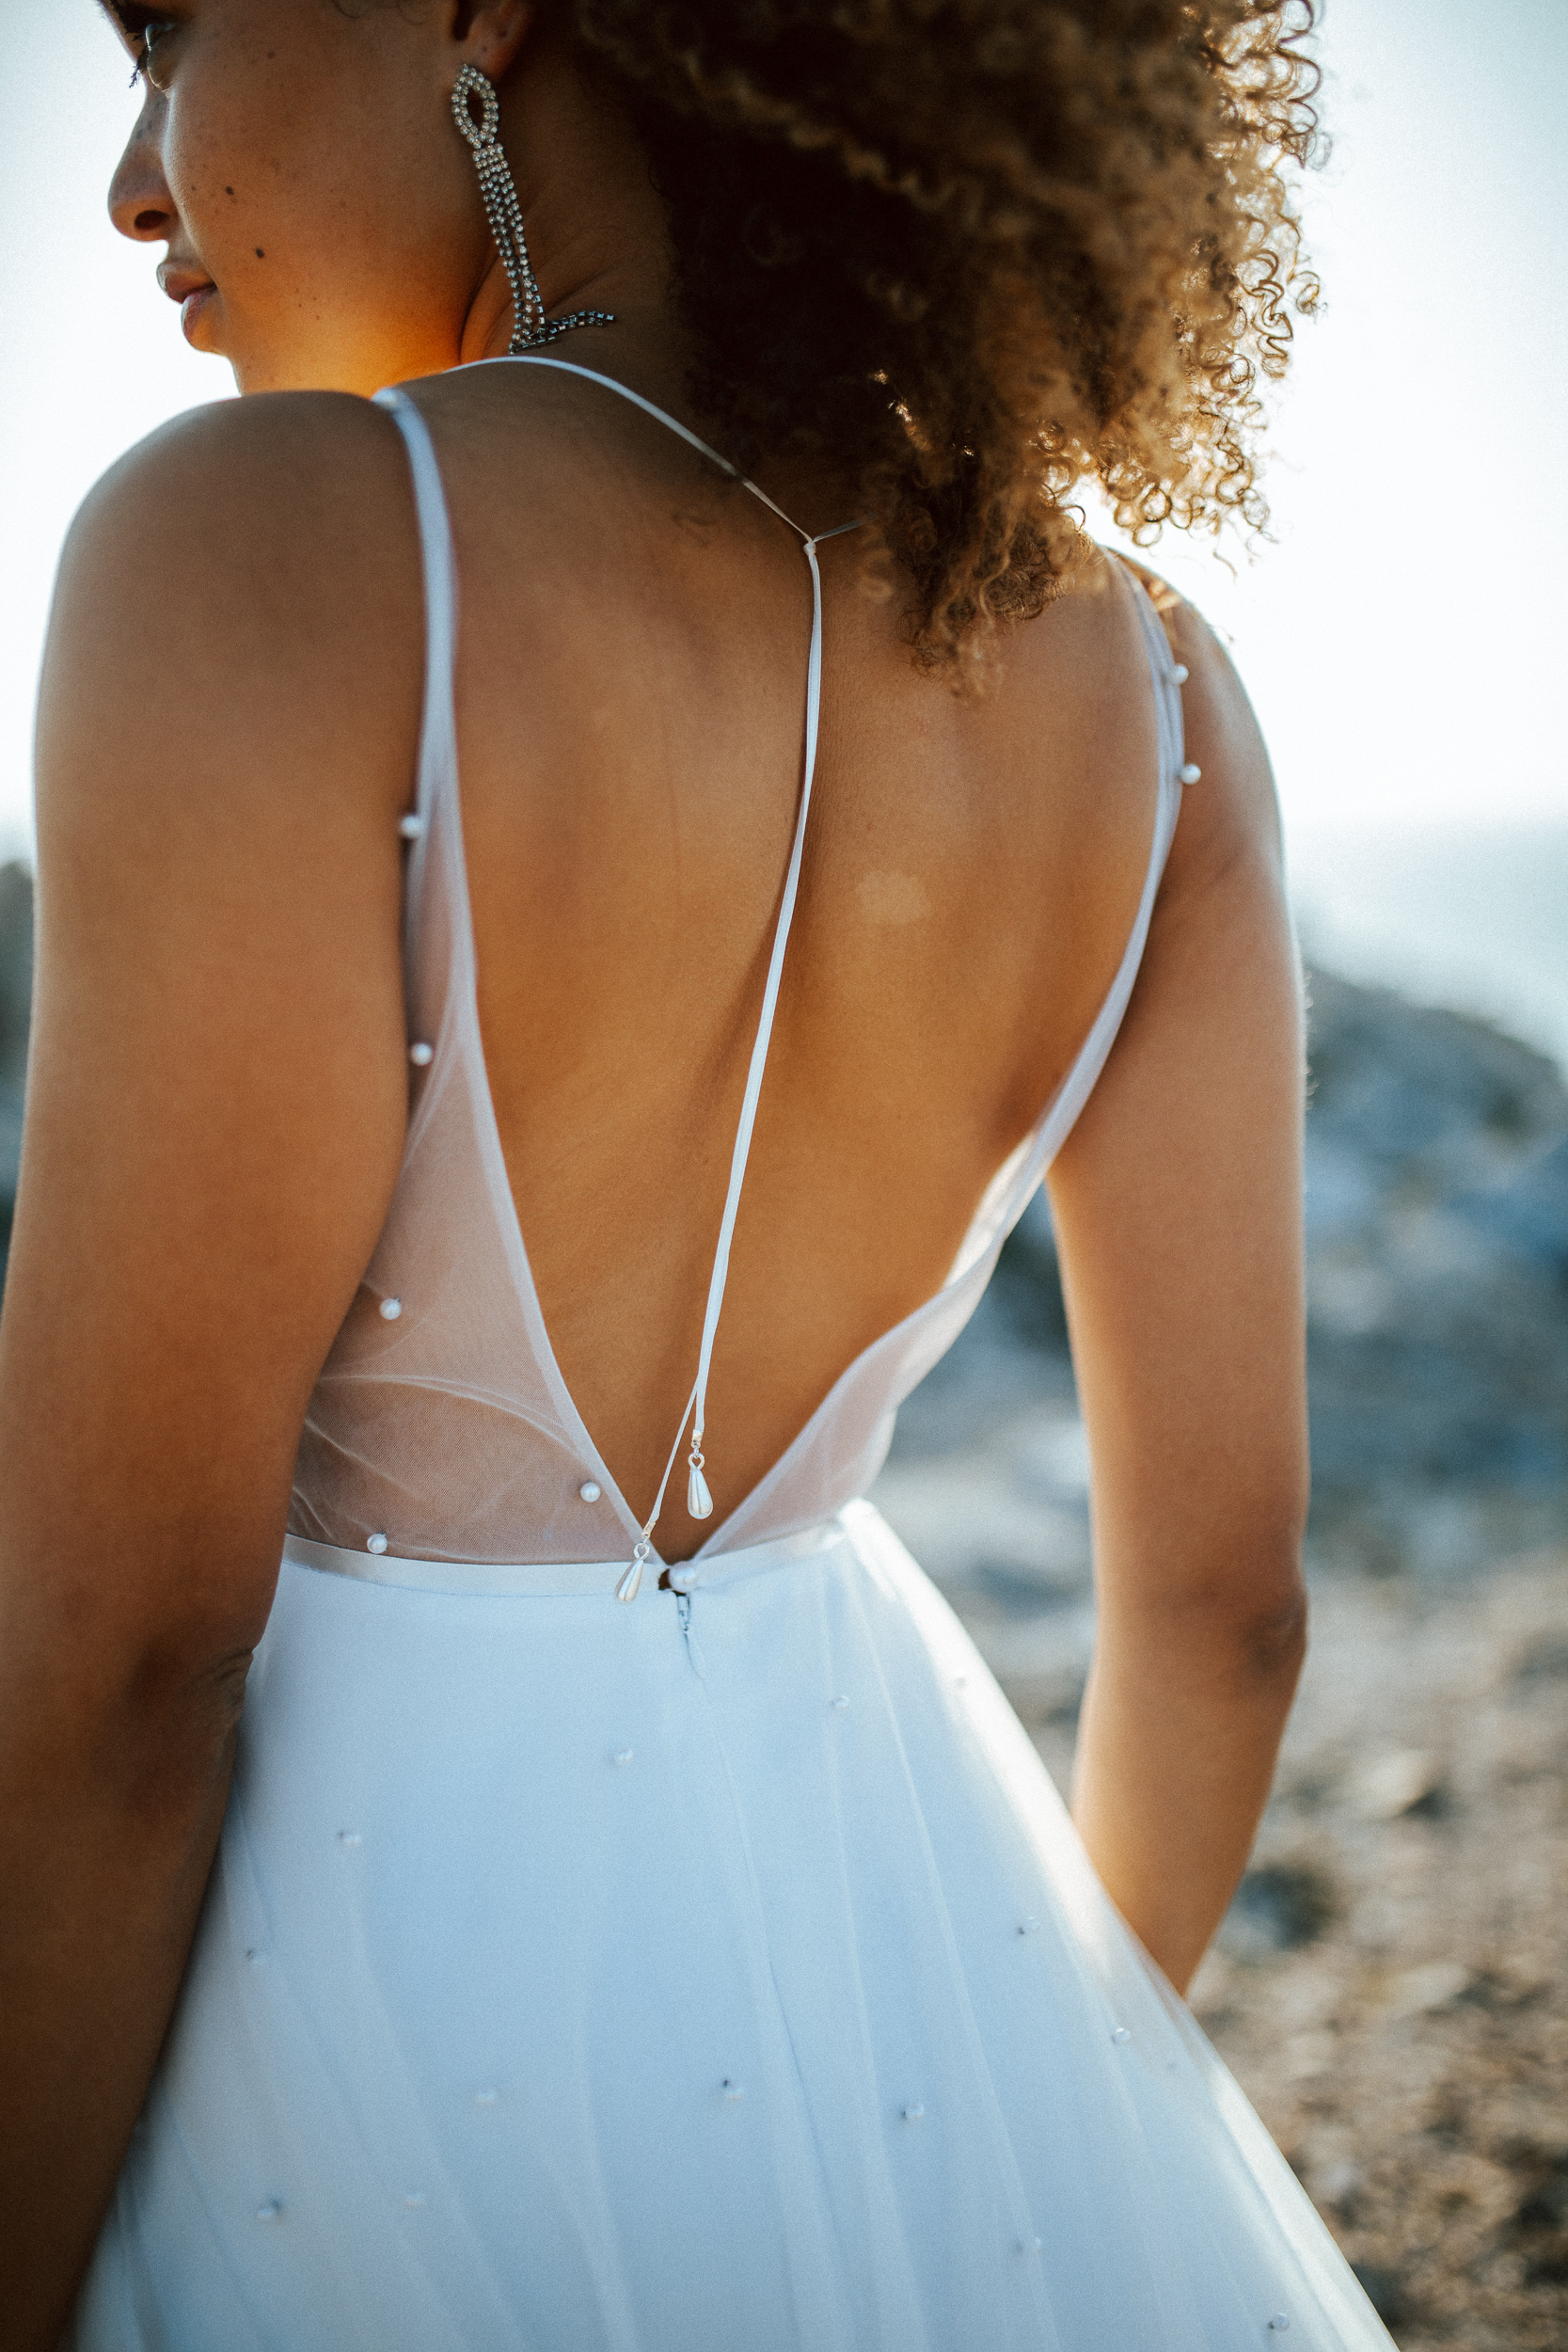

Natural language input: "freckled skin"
[106,0,502,392]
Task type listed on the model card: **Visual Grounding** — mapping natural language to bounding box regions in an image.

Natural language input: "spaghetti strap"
[372,389,459,839]
[1026,561,1189,1149]
[469,352,863,1594]
[463,353,823,542]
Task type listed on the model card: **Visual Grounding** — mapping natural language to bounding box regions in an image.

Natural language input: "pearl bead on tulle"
[379,1297,403,1321]
[579,1481,602,1502]
[399,813,424,841]
[408,1041,435,1067]
[1172,662,1190,683]
[1180,762,1202,785]
[367,1533,388,1556]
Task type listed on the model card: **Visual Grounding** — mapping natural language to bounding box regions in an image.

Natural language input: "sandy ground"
[870,1405,1568,2351]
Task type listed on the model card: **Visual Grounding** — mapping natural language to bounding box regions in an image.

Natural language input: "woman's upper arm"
[1047,586,1308,1632]
[0,395,422,1684]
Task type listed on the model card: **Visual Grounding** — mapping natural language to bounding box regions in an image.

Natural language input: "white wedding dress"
[74,362,1394,2351]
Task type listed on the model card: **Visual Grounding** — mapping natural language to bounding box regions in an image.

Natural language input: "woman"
[0,0,1392,2344]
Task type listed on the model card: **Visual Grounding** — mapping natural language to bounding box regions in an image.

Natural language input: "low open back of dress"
[288,358,1188,1581]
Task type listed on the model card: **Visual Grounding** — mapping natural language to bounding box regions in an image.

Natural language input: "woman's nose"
[108,119,176,245]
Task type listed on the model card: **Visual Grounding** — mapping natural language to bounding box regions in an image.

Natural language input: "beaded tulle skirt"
[73,1502,1391,2351]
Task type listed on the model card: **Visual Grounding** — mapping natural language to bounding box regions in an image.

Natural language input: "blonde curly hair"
[562,0,1321,680]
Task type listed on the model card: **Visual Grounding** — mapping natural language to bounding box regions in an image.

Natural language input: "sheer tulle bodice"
[289,360,1187,1576]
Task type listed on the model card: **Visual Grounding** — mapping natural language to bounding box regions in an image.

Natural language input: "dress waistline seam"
[281,1513,854,1599]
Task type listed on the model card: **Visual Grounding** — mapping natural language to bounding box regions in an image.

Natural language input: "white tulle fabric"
[73,367,1393,2351]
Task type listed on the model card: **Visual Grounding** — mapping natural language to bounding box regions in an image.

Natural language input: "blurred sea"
[1287,819,1568,1074]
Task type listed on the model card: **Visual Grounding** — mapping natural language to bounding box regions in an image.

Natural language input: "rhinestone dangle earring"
[451,63,614,352]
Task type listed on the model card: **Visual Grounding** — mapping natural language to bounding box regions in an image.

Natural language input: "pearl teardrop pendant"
[616,1540,652,1604]
[687,1461,714,1519]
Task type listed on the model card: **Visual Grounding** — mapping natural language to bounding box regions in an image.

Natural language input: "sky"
[2,0,1567,866]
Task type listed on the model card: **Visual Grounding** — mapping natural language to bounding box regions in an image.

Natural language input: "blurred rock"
[1352,1749,1447,1822]
[1316,2158,1366,2215]
[1350,2265,1414,2330]
[1302,969,1568,1557]
[1513,1632,1568,1689]
[1219,1859,1338,1961]
[1385,1960,1471,2019]
[1507,2152,1568,2291]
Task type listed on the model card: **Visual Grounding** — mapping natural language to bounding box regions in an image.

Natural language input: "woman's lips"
[156,262,217,342]
[178,285,216,342]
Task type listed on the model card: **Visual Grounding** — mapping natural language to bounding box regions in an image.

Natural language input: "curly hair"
[559,0,1321,681]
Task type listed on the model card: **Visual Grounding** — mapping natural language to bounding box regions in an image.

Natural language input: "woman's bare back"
[408,358,1162,1549]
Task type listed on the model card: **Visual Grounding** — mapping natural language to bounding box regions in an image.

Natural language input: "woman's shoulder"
[77,385,403,511]
[43,390,424,852]
[64,389,419,676]
[34,389,425,1142]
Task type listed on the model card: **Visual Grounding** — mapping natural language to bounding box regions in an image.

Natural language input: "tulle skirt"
[74,1502,1391,2350]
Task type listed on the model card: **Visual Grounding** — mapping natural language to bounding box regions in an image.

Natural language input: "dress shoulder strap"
[1034,560,1192,1150]
[372,388,459,844]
